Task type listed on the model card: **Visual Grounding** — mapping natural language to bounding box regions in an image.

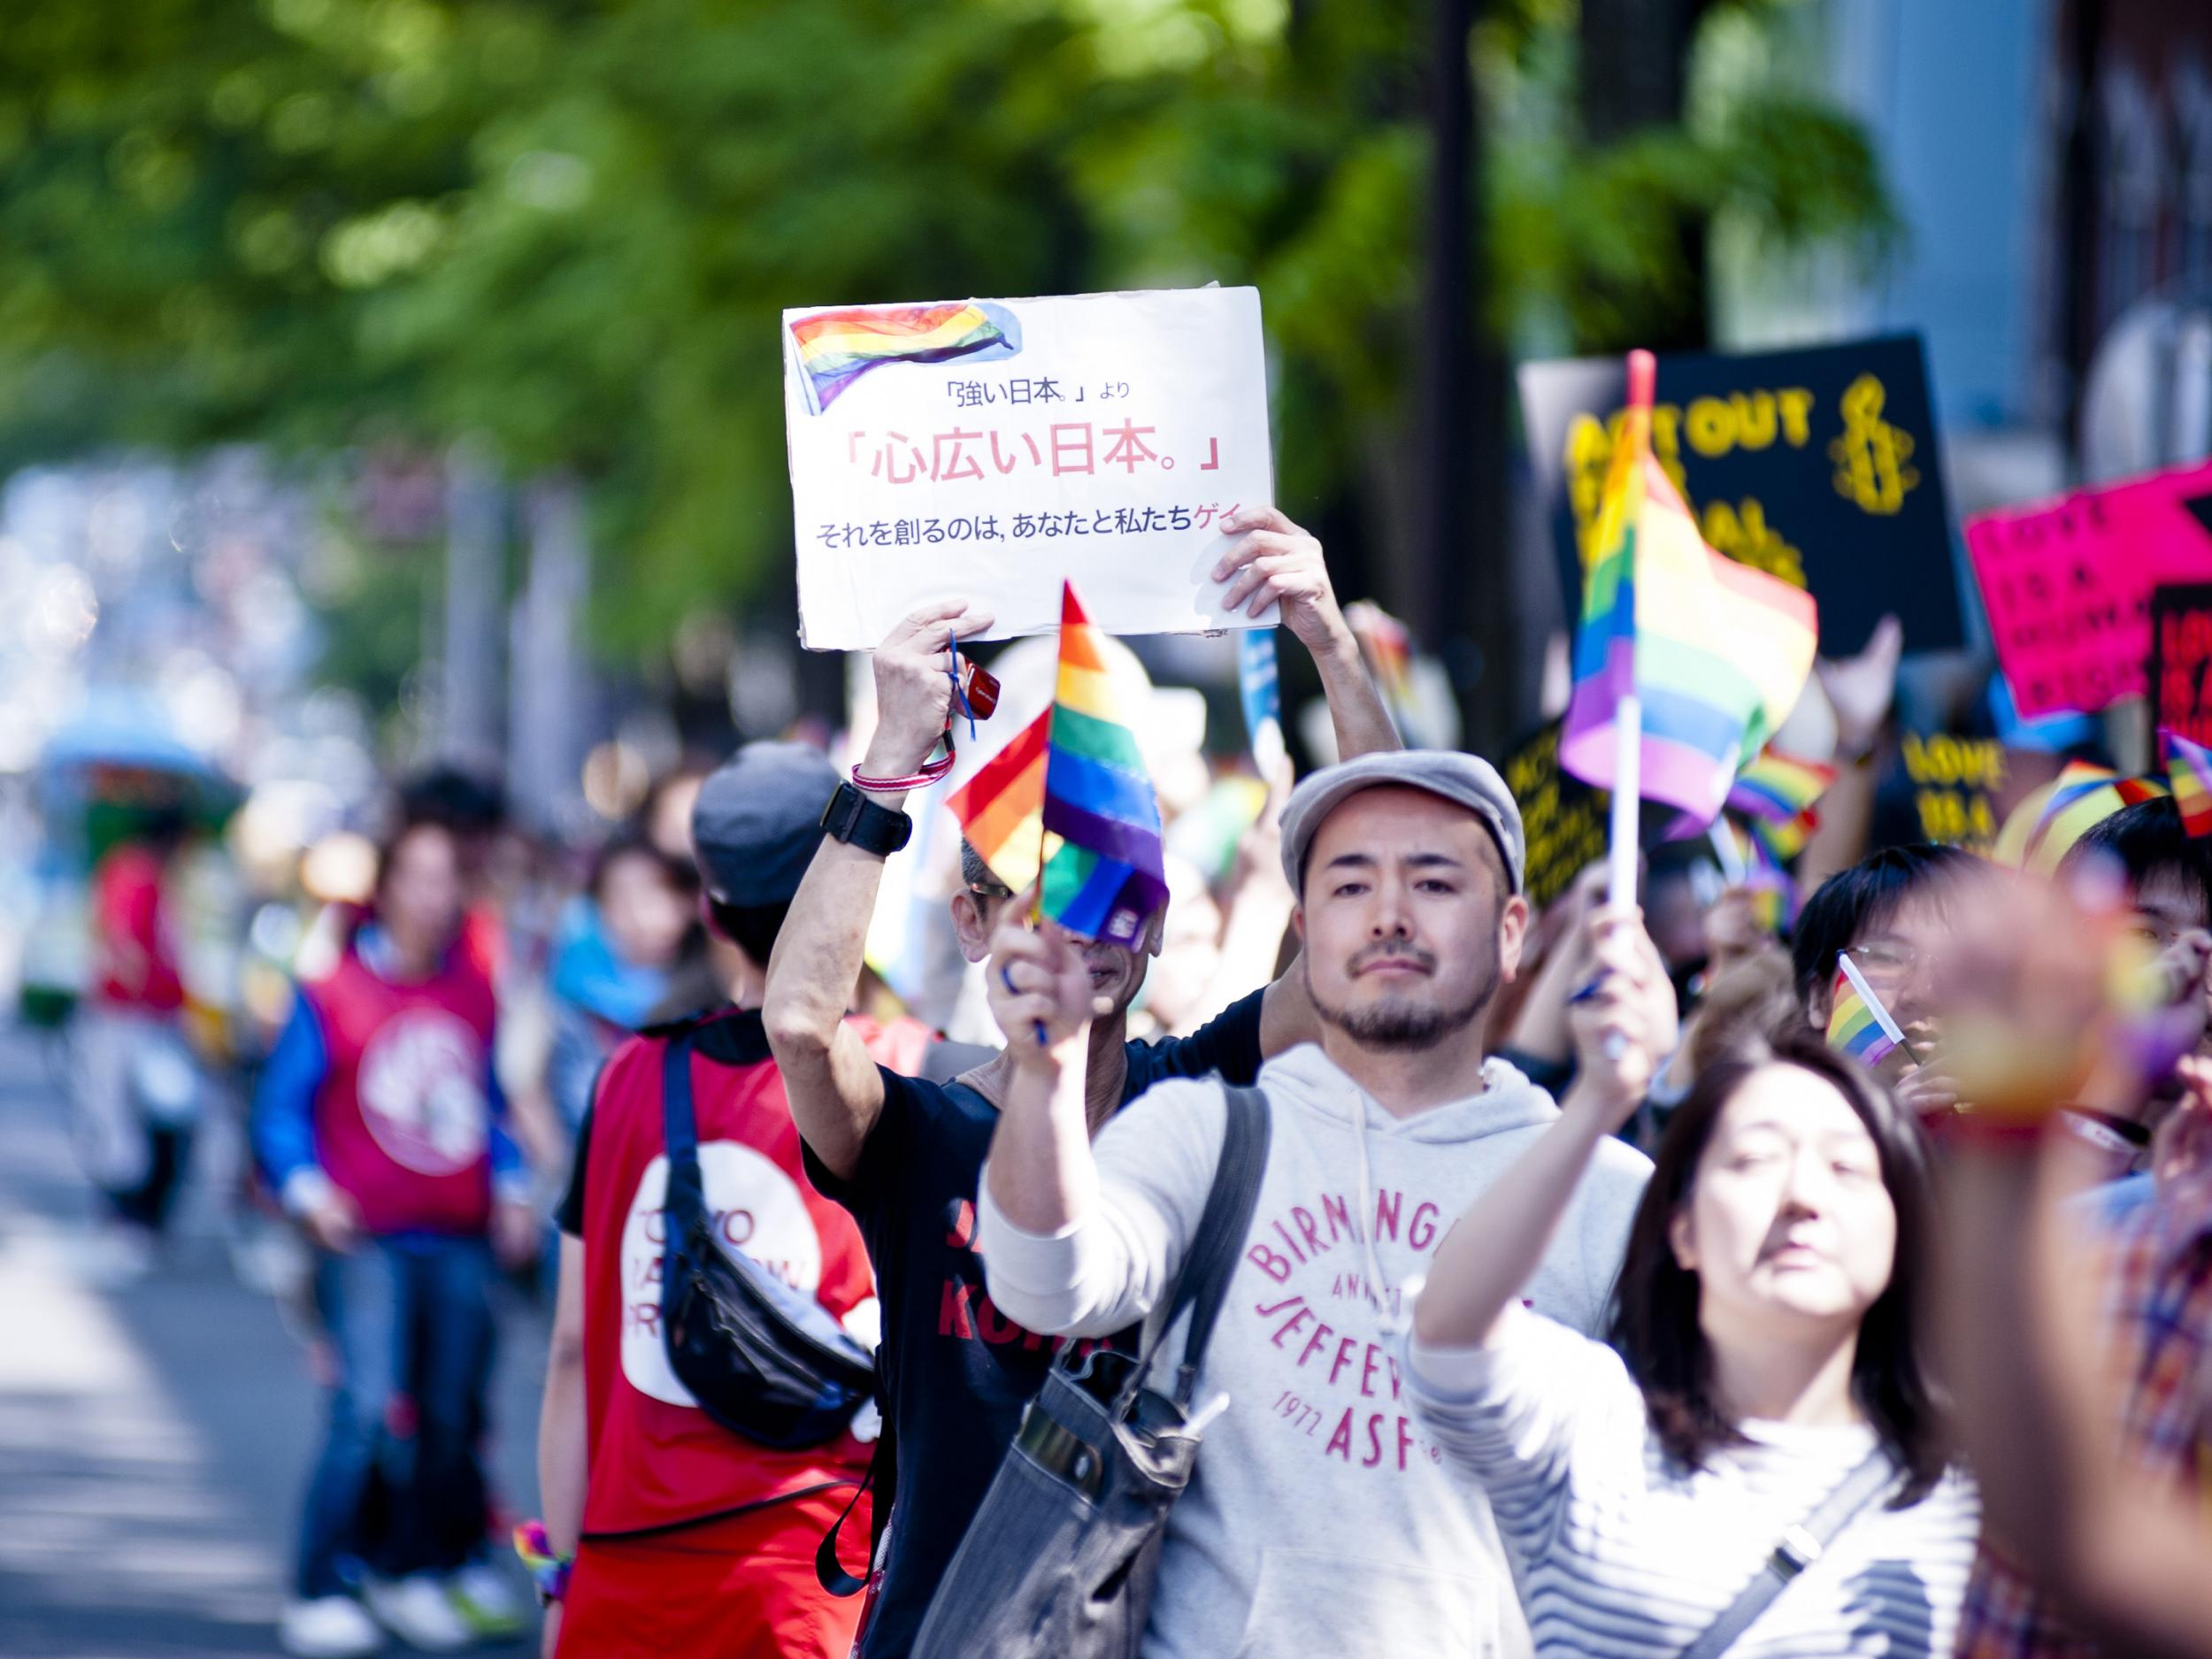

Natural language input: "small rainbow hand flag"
[1041,583,1169,947]
[1344,601,1422,746]
[2165,730,2212,838]
[948,710,1052,893]
[1559,354,1820,822]
[1730,750,1836,827]
[788,302,1012,413]
[1993,760,2168,875]
[1827,952,1905,1067]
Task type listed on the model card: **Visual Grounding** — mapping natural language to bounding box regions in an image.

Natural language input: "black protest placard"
[2150,584,2212,749]
[1502,722,1610,910]
[1519,334,1962,658]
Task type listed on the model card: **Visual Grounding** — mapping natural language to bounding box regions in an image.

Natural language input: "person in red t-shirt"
[534,742,886,1659]
[74,807,200,1251]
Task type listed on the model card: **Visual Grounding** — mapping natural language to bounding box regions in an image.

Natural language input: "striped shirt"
[1409,1311,1980,1659]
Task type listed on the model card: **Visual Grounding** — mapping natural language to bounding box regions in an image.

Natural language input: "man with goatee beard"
[977,749,1661,1659]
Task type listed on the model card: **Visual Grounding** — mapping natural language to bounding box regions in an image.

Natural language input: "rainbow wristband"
[513,1521,573,1605]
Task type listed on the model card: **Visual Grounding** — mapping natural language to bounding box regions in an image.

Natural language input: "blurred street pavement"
[0,1023,544,1658]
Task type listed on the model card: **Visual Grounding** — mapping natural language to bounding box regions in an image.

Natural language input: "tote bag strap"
[1154,1084,1271,1408]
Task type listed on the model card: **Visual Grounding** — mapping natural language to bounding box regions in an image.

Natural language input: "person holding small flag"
[974,749,1658,1657]
[762,505,1398,1659]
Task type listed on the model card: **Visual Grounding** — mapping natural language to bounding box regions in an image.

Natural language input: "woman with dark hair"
[1407,908,1978,1657]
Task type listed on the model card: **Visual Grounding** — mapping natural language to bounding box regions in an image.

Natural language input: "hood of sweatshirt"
[1256,1040,1563,1145]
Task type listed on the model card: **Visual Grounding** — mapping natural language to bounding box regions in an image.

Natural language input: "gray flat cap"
[1279,749,1525,897]
[690,741,841,908]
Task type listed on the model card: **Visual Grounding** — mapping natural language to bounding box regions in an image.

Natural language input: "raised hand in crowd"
[1212,504,1402,761]
[856,598,997,783]
[1414,903,1674,1351]
[765,598,993,1183]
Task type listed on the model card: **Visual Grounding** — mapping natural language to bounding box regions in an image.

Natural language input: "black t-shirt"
[804,988,1268,1659]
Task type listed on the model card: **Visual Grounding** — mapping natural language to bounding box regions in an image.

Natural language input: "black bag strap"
[658,1030,706,1235]
[1676,1448,1898,1659]
[1137,1084,1271,1409]
[815,1445,880,1597]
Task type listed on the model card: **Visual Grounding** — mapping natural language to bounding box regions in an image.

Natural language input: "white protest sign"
[783,287,1276,649]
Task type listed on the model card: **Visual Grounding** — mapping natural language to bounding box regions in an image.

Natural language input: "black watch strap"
[821,781,913,856]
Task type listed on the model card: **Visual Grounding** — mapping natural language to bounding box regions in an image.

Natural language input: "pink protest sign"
[1965,461,2212,718]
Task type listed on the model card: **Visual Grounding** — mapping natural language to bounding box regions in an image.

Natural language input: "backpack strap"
[1153,1084,1272,1408]
[1675,1448,1899,1659]
[657,1031,706,1323]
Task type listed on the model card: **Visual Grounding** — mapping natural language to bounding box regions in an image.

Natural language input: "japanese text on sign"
[784,288,1276,650]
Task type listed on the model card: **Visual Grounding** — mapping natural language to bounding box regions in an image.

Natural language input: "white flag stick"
[1608,695,1641,908]
[1706,818,1747,887]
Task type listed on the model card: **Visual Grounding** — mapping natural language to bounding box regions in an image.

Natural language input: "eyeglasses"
[1844,941,1924,983]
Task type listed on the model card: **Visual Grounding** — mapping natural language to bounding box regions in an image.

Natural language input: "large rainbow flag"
[2166,730,2212,838]
[788,302,1012,413]
[1040,583,1169,947]
[1560,352,1820,822]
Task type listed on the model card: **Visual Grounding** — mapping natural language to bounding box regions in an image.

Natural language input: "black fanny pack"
[657,1029,875,1449]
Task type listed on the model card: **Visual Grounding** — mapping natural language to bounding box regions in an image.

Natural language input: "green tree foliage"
[0,0,1890,654]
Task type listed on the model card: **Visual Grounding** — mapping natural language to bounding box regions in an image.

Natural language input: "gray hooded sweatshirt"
[977,1043,1653,1659]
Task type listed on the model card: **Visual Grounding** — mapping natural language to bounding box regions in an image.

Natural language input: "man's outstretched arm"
[1213,505,1401,764]
[764,599,992,1182]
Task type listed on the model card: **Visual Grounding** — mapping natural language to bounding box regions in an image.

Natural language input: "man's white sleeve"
[976,1077,1230,1339]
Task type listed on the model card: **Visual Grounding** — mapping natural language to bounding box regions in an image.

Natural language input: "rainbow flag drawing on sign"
[1827,952,1904,1067]
[1040,583,1170,947]
[2166,730,2212,838]
[1558,357,1820,822]
[788,301,1019,414]
[947,710,1052,893]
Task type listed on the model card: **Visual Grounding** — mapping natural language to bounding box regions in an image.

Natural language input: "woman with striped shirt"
[1409,909,1977,1657]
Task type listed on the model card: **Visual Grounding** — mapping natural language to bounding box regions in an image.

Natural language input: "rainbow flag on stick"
[788,301,1013,414]
[2166,730,2212,838]
[1730,751,1836,827]
[1828,952,1906,1067]
[1994,760,2168,875]
[1040,583,1169,947]
[947,710,1052,893]
[1560,350,1821,850]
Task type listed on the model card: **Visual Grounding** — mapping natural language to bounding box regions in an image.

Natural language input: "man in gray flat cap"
[974,750,1664,1659]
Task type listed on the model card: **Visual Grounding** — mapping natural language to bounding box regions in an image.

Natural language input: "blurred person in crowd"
[976,750,1655,1657]
[534,742,883,1659]
[1132,765,1296,1041]
[254,818,541,1659]
[2048,797,2212,1191]
[544,835,701,1133]
[74,803,203,1273]
[399,766,511,980]
[1933,869,2212,1659]
[1411,1004,1976,1655]
[764,505,1400,1659]
[1792,842,1987,1119]
[1942,817,2212,1659]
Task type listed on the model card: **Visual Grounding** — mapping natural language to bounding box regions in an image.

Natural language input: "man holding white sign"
[763,503,1396,1659]
[784,287,1279,649]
